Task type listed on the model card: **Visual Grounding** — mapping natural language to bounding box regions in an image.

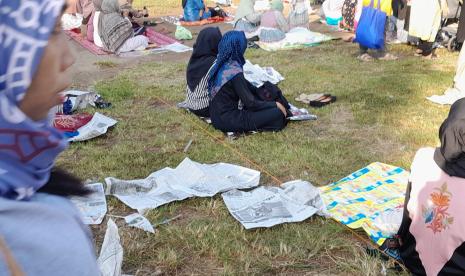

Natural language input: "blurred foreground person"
[0,1,100,275]
[398,98,465,275]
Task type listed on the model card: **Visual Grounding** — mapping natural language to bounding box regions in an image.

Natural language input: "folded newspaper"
[105,158,261,213]
[71,183,107,225]
[69,112,117,142]
[222,180,327,229]
[98,219,123,276]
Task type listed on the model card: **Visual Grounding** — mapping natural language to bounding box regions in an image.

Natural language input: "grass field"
[59,33,458,274]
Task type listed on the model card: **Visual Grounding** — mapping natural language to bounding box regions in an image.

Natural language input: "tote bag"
[354,0,386,49]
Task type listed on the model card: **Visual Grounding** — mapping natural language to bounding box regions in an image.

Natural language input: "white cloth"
[321,0,344,19]
[117,35,149,54]
[61,13,83,30]
[428,46,465,105]
[93,11,103,48]
[409,0,442,42]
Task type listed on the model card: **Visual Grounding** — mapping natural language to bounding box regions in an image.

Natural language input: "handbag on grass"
[354,0,386,49]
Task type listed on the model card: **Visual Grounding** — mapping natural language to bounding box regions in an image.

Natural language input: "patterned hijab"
[208,31,247,99]
[0,0,68,200]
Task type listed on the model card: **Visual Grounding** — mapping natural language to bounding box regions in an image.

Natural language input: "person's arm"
[231,73,277,111]
[275,11,290,32]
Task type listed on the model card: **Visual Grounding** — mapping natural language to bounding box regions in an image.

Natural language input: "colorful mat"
[319,162,409,246]
[145,28,179,45]
[65,30,108,55]
[180,16,232,26]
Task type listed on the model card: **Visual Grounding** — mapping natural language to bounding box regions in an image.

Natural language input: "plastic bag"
[354,0,386,49]
[175,26,193,40]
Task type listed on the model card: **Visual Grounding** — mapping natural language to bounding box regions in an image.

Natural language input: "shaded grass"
[59,40,458,275]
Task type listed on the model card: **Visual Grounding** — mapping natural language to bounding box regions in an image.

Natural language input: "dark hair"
[38,168,91,197]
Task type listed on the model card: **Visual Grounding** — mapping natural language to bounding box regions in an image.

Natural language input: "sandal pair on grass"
[295,93,337,108]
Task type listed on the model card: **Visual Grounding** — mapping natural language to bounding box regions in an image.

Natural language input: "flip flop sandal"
[295,94,312,104]
[378,53,398,61]
[357,53,373,62]
[309,96,336,108]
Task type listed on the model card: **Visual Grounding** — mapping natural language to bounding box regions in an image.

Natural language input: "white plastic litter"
[105,158,260,213]
[71,183,107,225]
[243,60,285,88]
[69,112,117,142]
[222,180,326,229]
[97,219,123,276]
[372,207,404,237]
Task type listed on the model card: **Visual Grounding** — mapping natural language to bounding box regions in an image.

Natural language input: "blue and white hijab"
[208,31,248,99]
[0,0,68,200]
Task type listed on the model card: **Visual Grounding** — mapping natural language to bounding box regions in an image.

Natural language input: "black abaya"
[209,73,287,133]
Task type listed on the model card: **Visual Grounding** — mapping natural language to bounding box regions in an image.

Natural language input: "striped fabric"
[185,64,215,110]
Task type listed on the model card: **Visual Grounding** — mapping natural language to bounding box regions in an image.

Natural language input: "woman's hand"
[276,102,287,117]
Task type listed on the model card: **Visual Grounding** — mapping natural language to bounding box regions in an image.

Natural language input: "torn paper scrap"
[124,213,155,233]
[69,112,117,142]
[106,158,260,213]
[98,219,123,276]
[222,180,324,229]
[71,183,107,225]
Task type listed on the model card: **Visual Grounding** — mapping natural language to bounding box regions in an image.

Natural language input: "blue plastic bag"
[354,0,386,49]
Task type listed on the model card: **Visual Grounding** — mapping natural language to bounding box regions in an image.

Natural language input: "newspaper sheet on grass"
[69,112,117,142]
[98,219,123,276]
[222,180,327,229]
[105,158,260,213]
[71,183,107,225]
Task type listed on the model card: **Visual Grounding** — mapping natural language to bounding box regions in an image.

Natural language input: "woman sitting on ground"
[208,31,288,133]
[184,27,222,117]
[0,1,99,275]
[288,0,310,29]
[93,0,149,53]
[258,0,289,43]
[182,0,212,22]
[234,0,262,37]
[398,98,465,275]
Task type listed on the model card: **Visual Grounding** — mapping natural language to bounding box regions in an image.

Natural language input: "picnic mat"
[319,162,409,246]
[145,28,179,45]
[65,30,108,55]
[180,16,232,26]
[256,27,334,51]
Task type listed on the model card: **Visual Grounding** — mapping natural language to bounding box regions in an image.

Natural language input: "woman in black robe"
[208,31,288,133]
[184,27,222,117]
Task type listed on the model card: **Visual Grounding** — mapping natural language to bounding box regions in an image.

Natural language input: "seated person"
[288,0,310,29]
[93,0,149,53]
[182,0,212,22]
[258,0,289,43]
[397,98,465,275]
[234,0,262,36]
[185,27,222,117]
[208,31,288,133]
[0,1,99,275]
[119,0,148,36]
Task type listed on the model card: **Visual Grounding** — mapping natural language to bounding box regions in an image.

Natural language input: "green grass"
[59,40,458,275]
